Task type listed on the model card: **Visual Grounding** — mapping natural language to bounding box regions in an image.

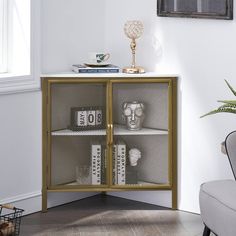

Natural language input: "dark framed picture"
[157,0,233,20]
[69,106,105,131]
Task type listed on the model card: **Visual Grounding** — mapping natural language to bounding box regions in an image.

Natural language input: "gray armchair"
[199,131,236,236]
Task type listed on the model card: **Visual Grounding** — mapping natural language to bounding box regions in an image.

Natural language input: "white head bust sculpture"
[122,101,145,131]
[129,148,141,166]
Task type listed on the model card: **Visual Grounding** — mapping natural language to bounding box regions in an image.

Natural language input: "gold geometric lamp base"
[122,66,145,74]
[123,20,145,74]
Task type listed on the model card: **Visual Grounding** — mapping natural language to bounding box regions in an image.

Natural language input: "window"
[7,0,31,75]
[0,0,7,73]
[0,0,40,94]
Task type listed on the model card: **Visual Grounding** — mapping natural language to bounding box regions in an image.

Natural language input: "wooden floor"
[20,195,204,236]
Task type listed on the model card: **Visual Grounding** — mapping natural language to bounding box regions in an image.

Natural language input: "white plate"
[84,62,110,67]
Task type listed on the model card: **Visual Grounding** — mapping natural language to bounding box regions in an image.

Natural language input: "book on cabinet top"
[72,64,120,73]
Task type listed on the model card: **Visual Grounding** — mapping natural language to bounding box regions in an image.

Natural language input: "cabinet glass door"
[49,82,108,188]
[111,81,170,188]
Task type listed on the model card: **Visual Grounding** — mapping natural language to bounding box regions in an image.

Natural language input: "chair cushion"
[200,180,236,236]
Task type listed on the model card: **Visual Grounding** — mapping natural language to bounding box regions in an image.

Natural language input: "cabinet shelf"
[59,180,165,187]
[51,124,168,136]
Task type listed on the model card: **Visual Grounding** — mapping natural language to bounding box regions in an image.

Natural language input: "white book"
[117,140,126,185]
[112,144,118,184]
[91,142,101,185]
[101,141,107,185]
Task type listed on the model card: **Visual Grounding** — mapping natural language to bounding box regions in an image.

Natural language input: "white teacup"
[88,52,110,64]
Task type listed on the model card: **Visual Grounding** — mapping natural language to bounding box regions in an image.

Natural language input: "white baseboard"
[0,191,41,205]
[0,191,98,215]
[0,191,42,215]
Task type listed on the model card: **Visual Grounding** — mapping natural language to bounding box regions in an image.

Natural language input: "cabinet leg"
[172,184,177,210]
[203,225,211,236]
[42,189,47,212]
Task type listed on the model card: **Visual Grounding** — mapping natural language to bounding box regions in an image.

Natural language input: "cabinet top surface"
[41,72,178,78]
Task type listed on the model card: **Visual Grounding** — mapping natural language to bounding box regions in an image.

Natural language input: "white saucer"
[84,62,110,67]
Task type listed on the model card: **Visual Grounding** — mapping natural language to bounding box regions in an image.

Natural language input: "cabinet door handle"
[110,124,114,145]
[107,124,111,145]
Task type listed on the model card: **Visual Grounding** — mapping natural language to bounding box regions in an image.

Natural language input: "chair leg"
[203,225,211,236]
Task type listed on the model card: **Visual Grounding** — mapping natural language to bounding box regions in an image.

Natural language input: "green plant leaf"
[218,100,236,106]
[225,80,236,96]
[200,104,236,118]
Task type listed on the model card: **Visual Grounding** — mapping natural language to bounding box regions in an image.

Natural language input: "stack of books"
[90,139,127,185]
[72,64,120,73]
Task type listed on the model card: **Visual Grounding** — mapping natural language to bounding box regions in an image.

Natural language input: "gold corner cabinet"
[41,74,177,212]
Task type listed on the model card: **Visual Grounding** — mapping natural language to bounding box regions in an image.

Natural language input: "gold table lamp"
[123,20,145,74]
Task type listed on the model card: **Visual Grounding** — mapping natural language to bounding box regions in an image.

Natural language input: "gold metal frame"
[42,77,177,212]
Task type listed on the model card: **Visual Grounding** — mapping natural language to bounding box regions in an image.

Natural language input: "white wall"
[104,0,236,213]
[0,91,42,213]
[42,0,106,73]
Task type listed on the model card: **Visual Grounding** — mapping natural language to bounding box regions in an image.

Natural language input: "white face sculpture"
[129,148,141,166]
[123,101,145,131]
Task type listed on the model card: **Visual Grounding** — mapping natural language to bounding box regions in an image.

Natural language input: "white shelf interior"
[52,128,106,136]
[51,124,168,136]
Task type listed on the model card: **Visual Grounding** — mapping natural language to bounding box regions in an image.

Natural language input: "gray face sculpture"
[122,101,145,130]
[129,148,141,166]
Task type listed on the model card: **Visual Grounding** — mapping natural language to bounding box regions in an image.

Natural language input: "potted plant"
[201,80,236,154]
[201,80,236,118]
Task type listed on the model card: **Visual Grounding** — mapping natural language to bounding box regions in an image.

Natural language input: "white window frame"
[0,0,8,73]
[0,0,40,94]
